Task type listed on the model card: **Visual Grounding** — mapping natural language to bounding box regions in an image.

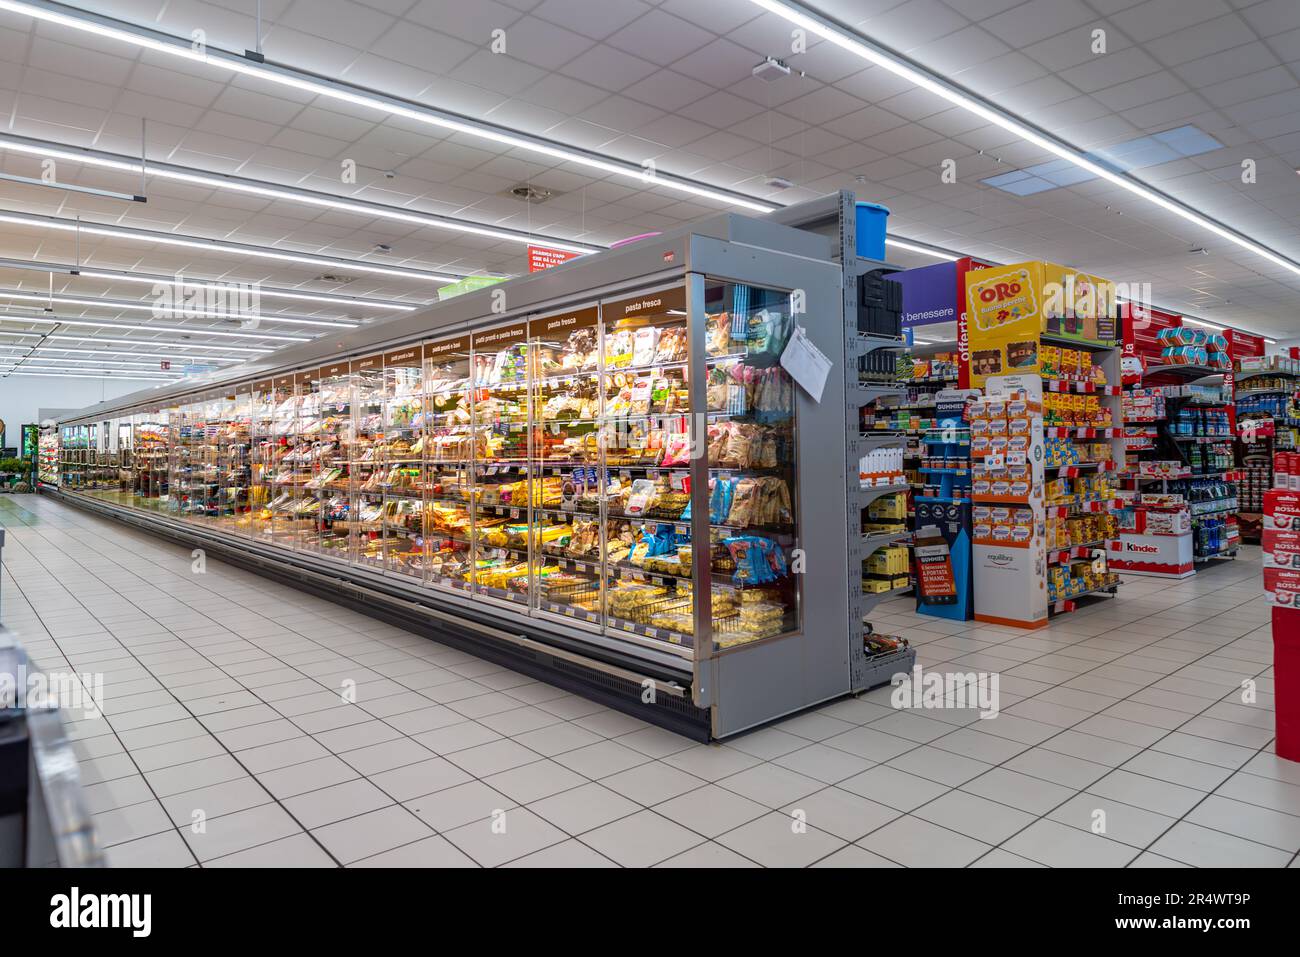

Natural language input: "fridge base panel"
[49,488,714,741]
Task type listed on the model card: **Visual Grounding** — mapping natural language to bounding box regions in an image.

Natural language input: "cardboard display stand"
[971,375,1048,629]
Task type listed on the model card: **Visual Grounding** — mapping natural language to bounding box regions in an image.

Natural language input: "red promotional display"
[1262,487,1300,761]
[527,245,581,272]
[954,257,990,389]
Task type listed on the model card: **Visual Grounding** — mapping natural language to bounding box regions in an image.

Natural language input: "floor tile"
[442,808,568,867]
[283,779,395,829]
[653,784,769,838]
[527,781,641,836]
[580,810,704,867]
[857,815,992,868]
[311,805,433,864]
[1149,821,1292,868]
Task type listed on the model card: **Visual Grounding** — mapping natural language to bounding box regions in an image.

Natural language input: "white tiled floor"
[3,494,1298,868]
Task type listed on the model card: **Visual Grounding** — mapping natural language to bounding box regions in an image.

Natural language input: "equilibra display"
[47,193,915,740]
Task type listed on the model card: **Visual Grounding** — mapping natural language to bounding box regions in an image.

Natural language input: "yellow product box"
[964,261,1117,387]
[891,575,911,590]
[868,493,908,521]
[863,578,893,594]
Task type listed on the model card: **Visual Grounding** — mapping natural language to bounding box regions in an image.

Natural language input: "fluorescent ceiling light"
[0,134,601,256]
[0,0,773,215]
[0,289,358,328]
[1180,317,1223,330]
[8,346,243,362]
[0,362,176,375]
[0,312,310,341]
[1,370,180,381]
[0,210,460,283]
[46,335,272,353]
[886,238,959,262]
[0,257,419,311]
[9,356,184,369]
[73,270,418,311]
[746,0,1300,281]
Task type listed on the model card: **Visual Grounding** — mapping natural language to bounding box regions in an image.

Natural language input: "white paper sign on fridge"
[780,325,832,403]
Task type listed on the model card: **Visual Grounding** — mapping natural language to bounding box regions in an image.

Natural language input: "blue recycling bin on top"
[855,201,890,260]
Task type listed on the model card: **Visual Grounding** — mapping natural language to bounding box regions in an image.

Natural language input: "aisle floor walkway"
[2,493,1298,868]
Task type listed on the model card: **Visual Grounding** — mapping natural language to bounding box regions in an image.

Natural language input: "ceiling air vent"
[505,184,554,203]
[313,274,357,284]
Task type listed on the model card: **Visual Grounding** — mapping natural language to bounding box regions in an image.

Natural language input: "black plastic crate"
[858,304,901,338]
[859,269,903,311]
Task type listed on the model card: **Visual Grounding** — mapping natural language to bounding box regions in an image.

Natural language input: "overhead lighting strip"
[745,0,1300,281]
[0,311,310,341]
[0,345,242,361]
[44,335,273,354]
[1,370,182,380]
[0,361,177,374]
[7,355,193,369]
[0,133,601,256]
[0,0,775,214]
[0,209,462,283]
[0,257,420,311]
[0,289,359,328]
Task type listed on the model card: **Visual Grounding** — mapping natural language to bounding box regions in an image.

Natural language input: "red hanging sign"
[528,246,580,272]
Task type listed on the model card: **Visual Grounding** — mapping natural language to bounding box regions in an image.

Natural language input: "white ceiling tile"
[1090,70,1189,111]
[560,42,661,92]
[619,69,714,112]
[670,38,763,88]
[1201,64,1296,107]
[533,0,652,38]
[978,0,1096,47]
[500,16,595,71]
[1241,0,1300,36]
[1110,0,1233,42]
[605,9,713,65]
[860,0,970,50]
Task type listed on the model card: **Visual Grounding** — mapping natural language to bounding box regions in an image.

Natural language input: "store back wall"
[0,376,149,444]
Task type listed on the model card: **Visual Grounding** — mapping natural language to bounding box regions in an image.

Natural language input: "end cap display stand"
[1261,488,1300,762]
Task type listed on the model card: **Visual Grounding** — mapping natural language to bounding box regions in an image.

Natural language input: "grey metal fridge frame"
[49,193,915,740]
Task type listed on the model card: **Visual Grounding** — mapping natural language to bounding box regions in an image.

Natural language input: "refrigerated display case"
[47,193,911,739]
[38,429,59,486]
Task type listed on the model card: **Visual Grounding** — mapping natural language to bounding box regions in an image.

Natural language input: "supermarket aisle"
[2,494,1298,868]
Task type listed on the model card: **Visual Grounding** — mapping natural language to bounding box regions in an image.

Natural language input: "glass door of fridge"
[699,279,802,650]
[267,374,301,548]
[598,287,696,652]
[292,371,323,549]
[380,347,427,580]
[422,336,475,592]
[528,305,604,626]
[166,403,188,518]
[468,322,531,606]
[249,378,276,542]
[220,388,251,534]
[309,362,352,559]
[350,355,385,571]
